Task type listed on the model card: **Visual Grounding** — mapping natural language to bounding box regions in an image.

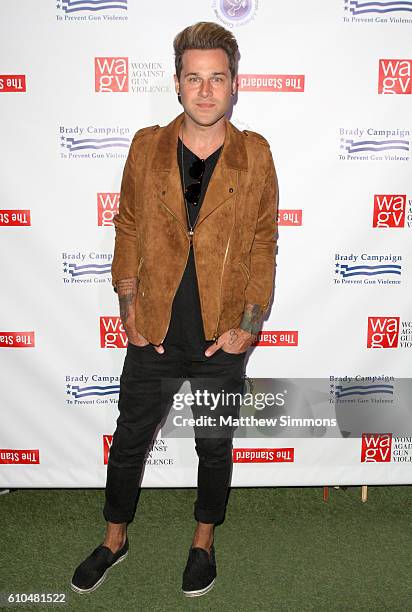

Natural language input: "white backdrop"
[1,0,411,487]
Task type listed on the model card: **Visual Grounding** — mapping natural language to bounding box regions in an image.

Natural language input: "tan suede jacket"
[111,112,279,345]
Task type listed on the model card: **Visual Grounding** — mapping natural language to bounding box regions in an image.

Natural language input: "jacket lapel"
[196,120,248,226]
[151,113,187,231]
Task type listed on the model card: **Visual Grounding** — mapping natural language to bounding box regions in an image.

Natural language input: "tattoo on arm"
[228,329,239,345]
[116,278,137,296]
[119,294,135,325]
[239,303,264,335]
[116,278,137,325]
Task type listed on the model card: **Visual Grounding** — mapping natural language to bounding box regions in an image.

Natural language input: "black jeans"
[103,248,246,525]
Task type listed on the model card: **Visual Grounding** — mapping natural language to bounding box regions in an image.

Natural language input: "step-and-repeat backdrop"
[1,1,411,487]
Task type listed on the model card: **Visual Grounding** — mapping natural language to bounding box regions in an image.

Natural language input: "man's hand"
[116,278,164,354]
[205,327,256,357]
[204,303,264,357]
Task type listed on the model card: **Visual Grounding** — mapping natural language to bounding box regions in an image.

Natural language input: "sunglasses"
[184,158,205,205]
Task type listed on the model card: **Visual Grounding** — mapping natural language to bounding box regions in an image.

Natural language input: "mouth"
[196,103,216,109]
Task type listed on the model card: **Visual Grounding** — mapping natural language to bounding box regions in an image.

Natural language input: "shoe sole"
[70,550,129,594]
[182,577,216,598]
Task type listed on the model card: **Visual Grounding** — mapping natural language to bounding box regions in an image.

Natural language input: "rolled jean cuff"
[193,500,226,525]
[103,501,133,524]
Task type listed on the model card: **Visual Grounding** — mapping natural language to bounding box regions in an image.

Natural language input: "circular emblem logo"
[220,0,252,20]
[213,0,258,27]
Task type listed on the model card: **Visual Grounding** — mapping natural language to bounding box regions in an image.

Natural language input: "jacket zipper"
[239,261,250,282]
[212,224,234,342]
[137,256,144,279]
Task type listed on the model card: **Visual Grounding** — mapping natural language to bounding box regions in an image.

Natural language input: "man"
[71,21,278,597]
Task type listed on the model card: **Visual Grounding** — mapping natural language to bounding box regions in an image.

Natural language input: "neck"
[181,113,226,149]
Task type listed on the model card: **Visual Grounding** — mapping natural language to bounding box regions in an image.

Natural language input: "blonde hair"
[173,22,239,81]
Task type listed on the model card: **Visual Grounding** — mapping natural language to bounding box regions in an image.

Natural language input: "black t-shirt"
[163,138,223,351]
[177,137,223,228]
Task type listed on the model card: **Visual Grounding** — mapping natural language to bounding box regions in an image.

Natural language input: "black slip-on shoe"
[182,544,216,597]
[70,538,129,594]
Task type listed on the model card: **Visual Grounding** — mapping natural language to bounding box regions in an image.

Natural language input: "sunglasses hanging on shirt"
[184,157,205,206]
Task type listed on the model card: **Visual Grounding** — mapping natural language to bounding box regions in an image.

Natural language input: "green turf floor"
[1,486,411,611]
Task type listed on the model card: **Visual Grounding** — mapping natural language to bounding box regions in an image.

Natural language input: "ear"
[231,76,238,96]
[173,74,180,95]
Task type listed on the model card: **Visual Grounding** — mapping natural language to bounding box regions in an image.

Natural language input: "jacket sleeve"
[111,134,139,290]
[244,146,279,312]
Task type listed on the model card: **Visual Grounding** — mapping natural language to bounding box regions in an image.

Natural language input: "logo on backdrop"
[237,74,305,92]
[253,331,299,347]
[212,0,259,27]
[103,435,172,465]
[62,251,112,285]
[97,193,119,226]
[0,332,35,348]
[59,125,130,159]
[0,75,26,92]
[233,448,294,463]
[366,317,412,349]
[367,317,400,348]
[372,194,412,228]
[343,0,412,24]
[339,127,410,161]
[0,449,40,464]
[330,375,395,403]
[100,316,127,348]
[378,59,412,94]
[0,210,31,226]
[95,57,128,92]
[360,433,412,462]
[361,433,392,461]
[334,253,402,285]
[94,57,171,94]
[56,0,128,21]
[277,210,302,226]
[65,374,120,405]
[103,435,112,464]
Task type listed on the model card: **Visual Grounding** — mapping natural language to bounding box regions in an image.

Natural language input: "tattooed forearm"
[239,303,264,335]
[116,278,137,297]
[116,278,137,325]
[119,294,135,325]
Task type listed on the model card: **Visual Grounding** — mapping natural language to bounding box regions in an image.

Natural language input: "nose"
[199,79,212,97]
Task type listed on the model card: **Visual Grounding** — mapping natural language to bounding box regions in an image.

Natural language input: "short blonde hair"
[173,22,239,81]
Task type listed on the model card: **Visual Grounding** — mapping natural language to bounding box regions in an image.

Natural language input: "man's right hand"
[115,278,164,354]
[127,329,165,354]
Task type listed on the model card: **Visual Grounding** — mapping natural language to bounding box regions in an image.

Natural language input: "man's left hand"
[205,328,256,357]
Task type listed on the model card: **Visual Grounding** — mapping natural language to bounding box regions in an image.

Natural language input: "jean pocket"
[219,347,247,358]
